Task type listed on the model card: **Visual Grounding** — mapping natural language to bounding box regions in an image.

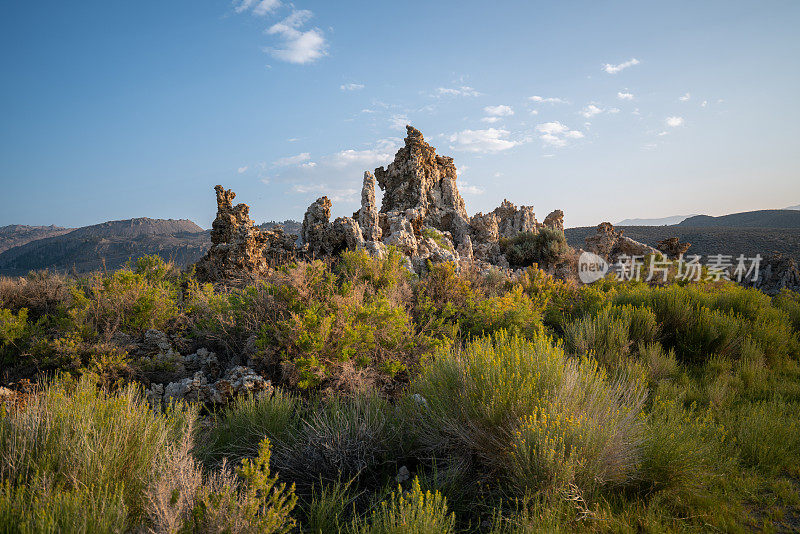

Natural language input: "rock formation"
[743,253,800,295]
[375,126,470,244]
[657,237,692,259]
[196,126,568,278]
[195,185,296,282]
[585,222,660,263]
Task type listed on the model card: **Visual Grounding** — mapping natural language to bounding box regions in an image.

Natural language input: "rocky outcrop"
[376,126,470,244]
[657,237,691,259]
[195,185,297,282]
[147,366,272,409]
[291,125,565,274]
[358,172,382,242]
[543,210,564,232]
[743,253,800,295]
[585,222,660,263]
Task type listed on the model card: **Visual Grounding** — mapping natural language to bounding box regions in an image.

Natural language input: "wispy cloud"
[235,0,281,15]
[535,121,584,147]
[665,116,684,127]
[237,166,249,174]
[266,9,327,64]
[389,114,410,131]
[273,152,312,167]
[340,83,364,91]
[529,95,567,104]
[679,92,691,102]
[435,86,482,97]
[617,91,634,100]
[483,105,514,117]
[602,58,640,74]
[449,128,521,153]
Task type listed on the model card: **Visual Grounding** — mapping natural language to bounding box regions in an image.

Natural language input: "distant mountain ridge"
[0,224,74,254]
[0,218,209,276]
[678,210,800,228]
[616,215,697,226]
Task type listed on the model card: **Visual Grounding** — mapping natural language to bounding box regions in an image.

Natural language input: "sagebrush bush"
[70,256,180,337]
[732,396,800,474]
[273,393,400,489]
[350,478,454,534]
[410,332,647,497]
[198,389,302,467]
[0,374,194,530]
[501,228,569,268]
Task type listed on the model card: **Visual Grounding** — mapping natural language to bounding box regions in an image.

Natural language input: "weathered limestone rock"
[744,253,800,295]
[490,200,539,238]
[657,237,691,259]
[585,222,659,262]
[359,171,382,241]
[195,185,296,282]
[302,196,334,256]
[543,210,564,232]
[375,126,470,244]
[150,366,273,408]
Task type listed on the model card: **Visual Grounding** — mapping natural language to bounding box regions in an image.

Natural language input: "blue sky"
[1,1,798,229]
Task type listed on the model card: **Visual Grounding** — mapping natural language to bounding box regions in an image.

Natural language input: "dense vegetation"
[1,251,800,532]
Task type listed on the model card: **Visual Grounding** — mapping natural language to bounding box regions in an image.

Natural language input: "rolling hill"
[0,218,210,275]
[678,210,800,228]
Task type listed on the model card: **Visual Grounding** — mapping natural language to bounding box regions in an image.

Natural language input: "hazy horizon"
[1,1,798,229]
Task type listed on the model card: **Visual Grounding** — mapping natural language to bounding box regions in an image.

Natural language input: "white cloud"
[266,9,327,64]
[460,183,485,195]
[235,0,281,14]
[389,114,409,131]
[535,121,584,147]
[483,105,514,117]
[617,91,634,100]
[581,104,603,118]
[657,131,669,136]
[329,148,393,168]
[608,107,620,114]
[679,92,691,102]
[602,58,640,74]
[237,166,249,174]
[529,109,539,115]
[435,86,482,97]
[448,128,520,153]
[529,95,567,104]
[481,117,501,124]
[701,100,708,108]
[340,83,364,91]
[273,152,311,166]
[665,116,684,127]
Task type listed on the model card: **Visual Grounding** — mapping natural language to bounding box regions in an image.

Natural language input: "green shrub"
[350,478,454,534]
[733,397,800,474]
[501,228,569,268]
[563,304,659,367]
[70,260,179,337]
[411,332,647,496]
[0,308,28,359]
[191,438,298,534]
[462,285,545,340]
[0,374,194,530]
[274,393,399,489]
[198,389,302,467]
[639,397,718,495]
[773,289,800,331]
[302,477,356,534]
